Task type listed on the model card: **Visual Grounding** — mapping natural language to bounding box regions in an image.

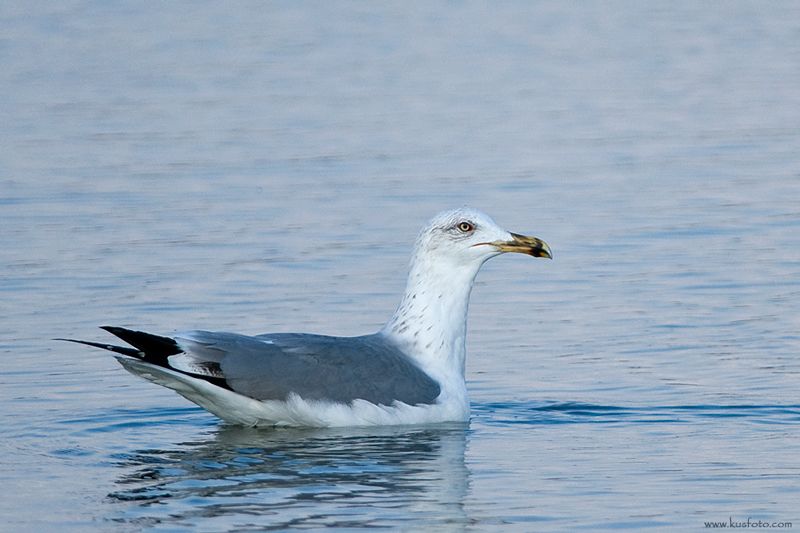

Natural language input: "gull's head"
[412,208,552,272]
[386,208,552,351]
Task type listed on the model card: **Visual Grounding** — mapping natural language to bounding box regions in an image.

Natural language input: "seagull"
[60,208,551,427]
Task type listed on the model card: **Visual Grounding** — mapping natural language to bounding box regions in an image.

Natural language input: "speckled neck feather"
[381,236,485,378]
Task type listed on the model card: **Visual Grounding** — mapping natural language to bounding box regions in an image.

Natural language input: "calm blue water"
[2,2,800,531]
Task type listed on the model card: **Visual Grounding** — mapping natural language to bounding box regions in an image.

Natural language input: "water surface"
[2,2,799,531]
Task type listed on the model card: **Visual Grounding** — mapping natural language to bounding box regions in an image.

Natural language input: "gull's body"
[62,208,551,427]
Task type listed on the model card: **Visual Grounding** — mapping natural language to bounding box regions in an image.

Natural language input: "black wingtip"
[54,337,142,357]
[55,326,182,364]
[59,328,234,393]
[98,325,182,365]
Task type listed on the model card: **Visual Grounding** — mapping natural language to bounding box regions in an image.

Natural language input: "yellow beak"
[491,232,552,259]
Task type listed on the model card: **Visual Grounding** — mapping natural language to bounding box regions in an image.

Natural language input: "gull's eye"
[457,221,475,233]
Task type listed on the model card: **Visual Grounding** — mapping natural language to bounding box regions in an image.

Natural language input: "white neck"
[380,250,484,378]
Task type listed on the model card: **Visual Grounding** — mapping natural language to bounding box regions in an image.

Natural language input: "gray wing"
[172,331,441,406]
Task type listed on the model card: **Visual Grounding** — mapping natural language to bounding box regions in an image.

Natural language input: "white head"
[411,207,552,273]
[383,207,551,377]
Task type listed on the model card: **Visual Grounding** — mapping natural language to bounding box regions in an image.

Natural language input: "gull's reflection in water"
[110,423,470,530]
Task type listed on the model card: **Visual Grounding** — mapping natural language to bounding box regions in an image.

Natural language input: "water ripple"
[472,401,800,426]
[106,424,470,530]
